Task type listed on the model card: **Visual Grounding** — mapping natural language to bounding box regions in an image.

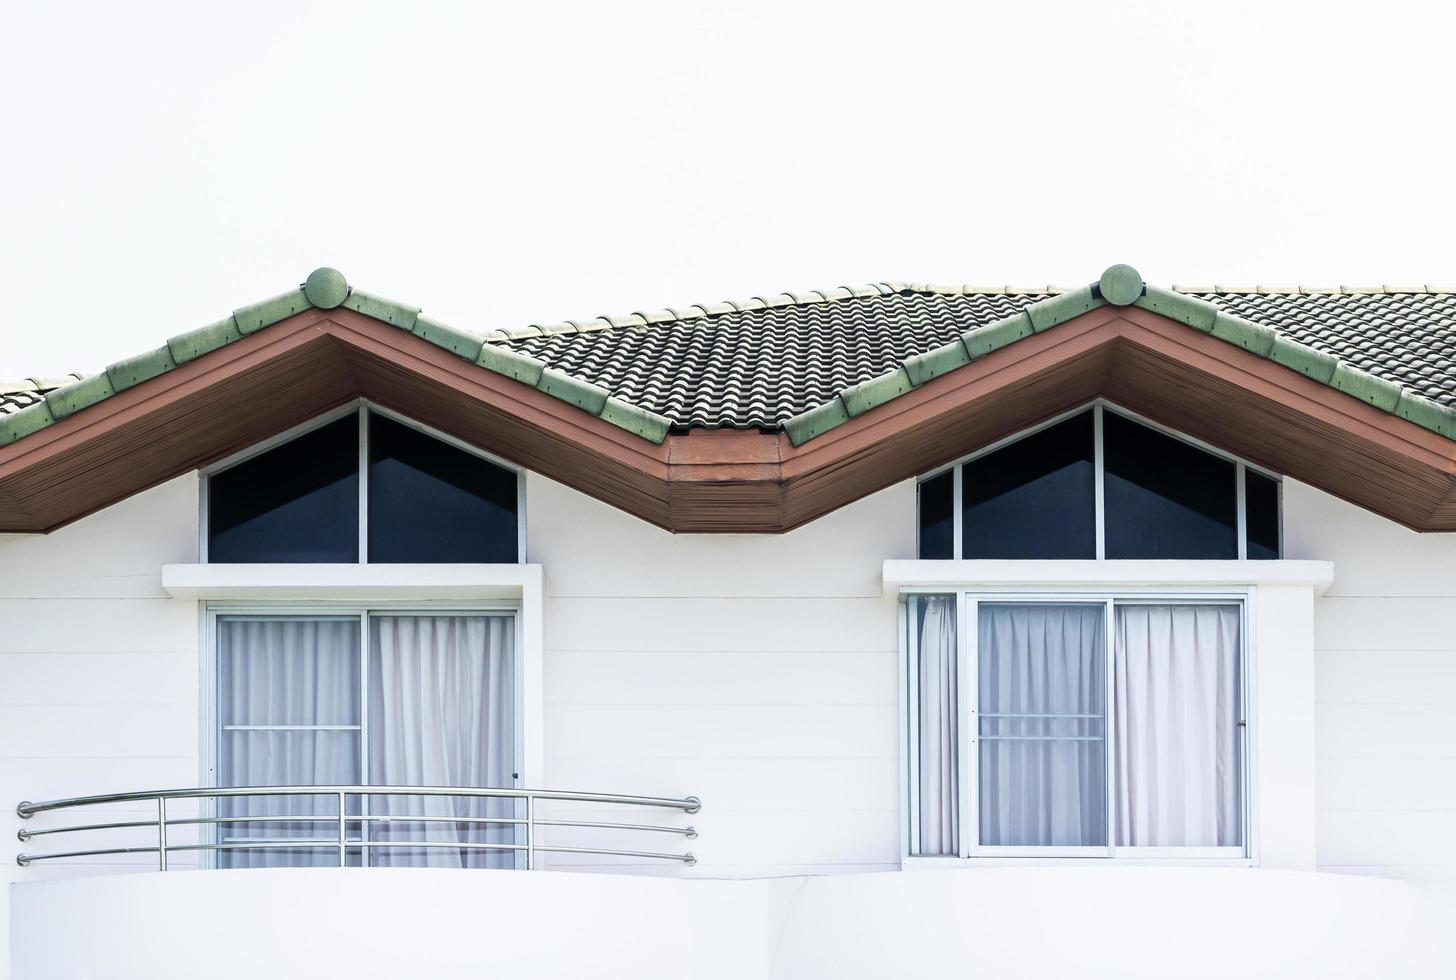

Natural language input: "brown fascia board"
[3,305,1456,534]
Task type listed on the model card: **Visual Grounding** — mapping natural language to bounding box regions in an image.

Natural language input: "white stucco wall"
[1284,478,1456,880]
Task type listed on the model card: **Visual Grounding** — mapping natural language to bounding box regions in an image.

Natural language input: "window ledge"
[162,563,543,600]
[883,559,1334,597]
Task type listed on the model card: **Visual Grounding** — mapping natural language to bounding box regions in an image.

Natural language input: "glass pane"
[1113,605,1241,847]
[963,411,1096,559]
[978,603,1107,847]
[216,616,362,869]
[1103,411,1237,559]
[918,471,954,559]
[208,415,359,563]
[910,595,957,855]
[368,414,518,563]
[368,615,517,869]
[1245,470,1281,559]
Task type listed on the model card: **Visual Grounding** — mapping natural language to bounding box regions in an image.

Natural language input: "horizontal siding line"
[1316,700,1456,706]
[1317,753,1456,760]
[1315,648,1456,655]
[1317,808,1456,814]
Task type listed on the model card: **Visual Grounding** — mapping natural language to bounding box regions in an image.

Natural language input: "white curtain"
[916,596,958,856]
[978,604,1106,847]
[217,617,361,868]
[368,615,516,869]
[1114,604,1241,847]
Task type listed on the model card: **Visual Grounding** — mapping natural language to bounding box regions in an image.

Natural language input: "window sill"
[883,559,1333,597]
[902,854,1253,871]
[162,563,542,601]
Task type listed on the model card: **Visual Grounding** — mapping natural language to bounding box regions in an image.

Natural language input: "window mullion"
[961,594,977,858]
[952,465,964,561]
[1103,597,1116,856]
[1093,403,1106,559]
[359,610,369,864]
[1236,463,1248,560]
[358,405,369,565]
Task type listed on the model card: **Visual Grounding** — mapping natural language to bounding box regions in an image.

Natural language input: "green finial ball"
[303,267,349,309]
[1099,264,1143,306]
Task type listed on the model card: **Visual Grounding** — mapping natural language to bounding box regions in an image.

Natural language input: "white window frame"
[902,585,1252,866]
[200,598,527,868]
[197,399,528,564]
[916,400,1283,561]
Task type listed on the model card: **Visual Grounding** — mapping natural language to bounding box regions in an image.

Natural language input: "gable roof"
[3,264,1456,535]
[7,267,1456,452]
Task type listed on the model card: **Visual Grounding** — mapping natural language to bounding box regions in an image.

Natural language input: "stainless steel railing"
[16,786,700,870]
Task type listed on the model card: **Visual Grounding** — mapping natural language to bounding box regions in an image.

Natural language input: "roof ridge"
[481,282,1068,342]
[1172,284,1456,295]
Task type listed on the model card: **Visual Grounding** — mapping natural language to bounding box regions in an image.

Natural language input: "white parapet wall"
[10,866,1456,979]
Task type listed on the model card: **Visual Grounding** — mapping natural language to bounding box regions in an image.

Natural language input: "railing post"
[337,792,347,868]
[524,794,534,871]
[157,797,167,871]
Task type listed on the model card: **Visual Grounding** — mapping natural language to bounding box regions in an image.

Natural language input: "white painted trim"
[164,563,544,600]
[883,559,1334,596]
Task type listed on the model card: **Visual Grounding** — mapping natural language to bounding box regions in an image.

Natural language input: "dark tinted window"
[963,411,1096,559]
[208,415,359,563]
[918,470,954,559]
[368,414,518,563]
[1245,470,1281,559]
[1103,411,1237,559]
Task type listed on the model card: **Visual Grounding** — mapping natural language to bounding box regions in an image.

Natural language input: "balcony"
[16,784,700,871]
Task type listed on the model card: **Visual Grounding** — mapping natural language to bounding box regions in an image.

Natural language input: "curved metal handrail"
[17,786,700,869]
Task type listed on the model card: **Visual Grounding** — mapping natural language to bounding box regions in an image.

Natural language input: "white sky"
[3,0,1454,378]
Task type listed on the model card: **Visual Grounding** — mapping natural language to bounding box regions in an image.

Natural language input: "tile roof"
[5,267,1456,450]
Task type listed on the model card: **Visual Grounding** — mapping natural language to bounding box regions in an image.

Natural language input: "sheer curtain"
[217,617,361,868]
[978,604,1106,847]
[1114,604,1241,847]
[368,615,516,869]
[915,596,958,856]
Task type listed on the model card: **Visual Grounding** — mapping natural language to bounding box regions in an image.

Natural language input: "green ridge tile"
[784,397,851,447]
[413,314,485,361]
[902,340,971,386]
[106,346,177,392]
[476,344,545,386]
[1394,392,1456,441]
[0,401,56,447]
[44,374,115,420]
[167,317,244,364]
[343,290,420,330]
[233,289,311,334]
[1268,336,1339,384]
[1210,312,1277,356]
[1025,287,1102,332]
[1136,287,1217,332]
[963,312,1034,359]
[1330,363,1403,412]
[839,367,914,418]
[537,367,609,415]
[600,396,672,444]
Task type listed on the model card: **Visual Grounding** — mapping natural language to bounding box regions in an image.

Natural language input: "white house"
[1,264,1454,978]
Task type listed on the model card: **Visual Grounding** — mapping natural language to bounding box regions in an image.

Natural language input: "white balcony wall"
[525,473,913,875]
[1285,478,1456,880]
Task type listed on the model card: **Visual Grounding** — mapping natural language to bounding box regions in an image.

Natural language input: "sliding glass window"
[905,593,1245,859]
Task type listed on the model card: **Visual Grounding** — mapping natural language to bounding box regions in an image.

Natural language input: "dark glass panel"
[962,411,1096,559]
[1245,470,1281,560]
[1103,411,1237,559]
[918,470,954,559]
[368,414,518,563]
[208,415,359,563]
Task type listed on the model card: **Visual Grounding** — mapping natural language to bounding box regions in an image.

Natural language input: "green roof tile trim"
[0,400,55,447]
[1210,311,1277,356]
[413,314,485,362]
[537,367,610,415]
[167,316,244,365]
[1395,391,1456,441]
[342,289,419,331]
[1135,286,1217,332]
[962,312,1034,359]
[902,339,971,386]
[44,372,115,420]
[599,396,672,444]
[783,397,851,446]
[233,289,311,335]
[106,346,177,393]
[1331,362,1403,412]
[303,267,349,309]
[476,343,545,387]
[1026,286,1104,332]
[1268,335,1339,385]
[1098,264,1144,306]
[840,367,914,418]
